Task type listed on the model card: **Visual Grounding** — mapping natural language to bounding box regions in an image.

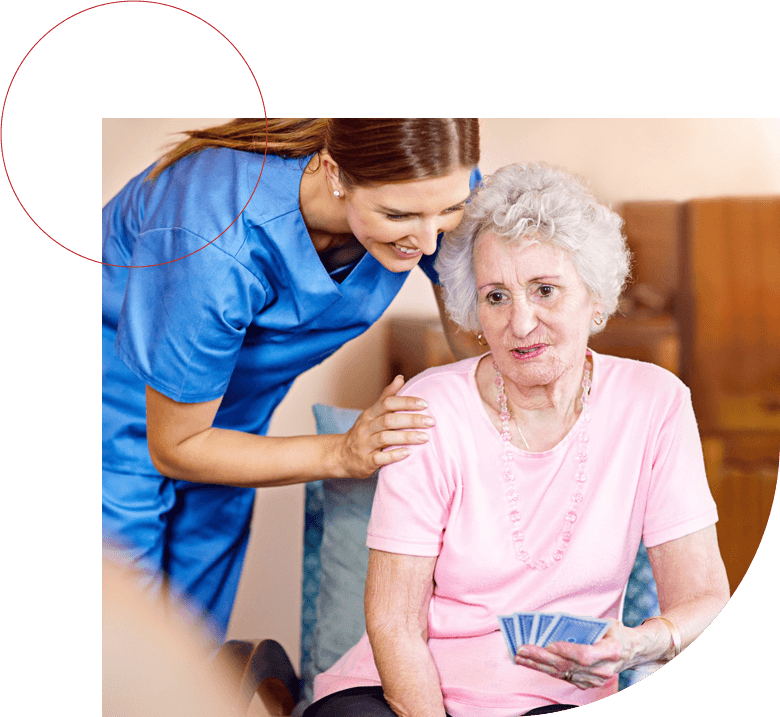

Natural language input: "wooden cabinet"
[386,317,455,384]
[587,314,680,376]
[673,196,779,592]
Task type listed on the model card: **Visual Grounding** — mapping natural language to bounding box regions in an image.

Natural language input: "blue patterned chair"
[218,404,662,715]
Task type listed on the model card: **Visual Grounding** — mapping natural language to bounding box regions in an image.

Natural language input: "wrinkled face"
[475,232,603,389]
[343,168,473,272]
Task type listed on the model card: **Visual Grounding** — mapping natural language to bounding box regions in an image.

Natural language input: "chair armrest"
[214,639,300,715]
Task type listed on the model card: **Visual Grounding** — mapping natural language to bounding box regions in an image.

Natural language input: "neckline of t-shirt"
[467,349,599,458]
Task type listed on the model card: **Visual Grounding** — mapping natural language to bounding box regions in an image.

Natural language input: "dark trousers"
[302,686,576,716]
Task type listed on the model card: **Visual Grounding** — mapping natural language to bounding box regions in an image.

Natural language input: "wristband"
[642,616,682,658]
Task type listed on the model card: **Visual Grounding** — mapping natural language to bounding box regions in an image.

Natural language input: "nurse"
[103,118,483,640]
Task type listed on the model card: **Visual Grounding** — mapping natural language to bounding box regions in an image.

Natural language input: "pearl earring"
[333,190,341,198]
[594,313,604,326]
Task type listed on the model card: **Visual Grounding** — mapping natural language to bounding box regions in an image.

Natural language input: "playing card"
[498,614,519,656]
[534,612,562,646]
[538,614,611,647]
[498,611,611,656]
[513,612,536,645]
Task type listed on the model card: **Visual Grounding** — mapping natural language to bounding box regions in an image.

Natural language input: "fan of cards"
[498,612,611,656]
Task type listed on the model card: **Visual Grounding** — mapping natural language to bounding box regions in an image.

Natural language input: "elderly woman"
[304,163,730,717]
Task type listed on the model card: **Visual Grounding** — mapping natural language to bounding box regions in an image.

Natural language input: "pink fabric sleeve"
[366,393,458,557]
[642,385,718,547]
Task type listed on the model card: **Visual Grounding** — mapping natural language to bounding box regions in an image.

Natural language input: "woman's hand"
[513,621,636,690]
[337,375,435,479]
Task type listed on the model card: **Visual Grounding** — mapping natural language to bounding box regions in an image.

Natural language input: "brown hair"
[148,118,480,185]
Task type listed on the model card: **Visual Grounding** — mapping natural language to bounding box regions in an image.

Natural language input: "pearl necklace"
[493,358,593,570]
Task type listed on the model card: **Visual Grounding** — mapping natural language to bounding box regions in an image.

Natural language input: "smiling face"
[341,168,473,272]
[475,232,604,390]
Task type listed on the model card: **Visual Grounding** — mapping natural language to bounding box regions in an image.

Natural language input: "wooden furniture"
[677,196,780,593]
[214,639,299,716]
[386,194,779,594]
[589,200,683,375]
[678,197,780,442]
[387,316,455,383]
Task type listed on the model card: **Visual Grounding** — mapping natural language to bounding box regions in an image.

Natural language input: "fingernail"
[417,433,430,442]
[398,448,411,457]
[422,417,435,426]
[416,400,428,408]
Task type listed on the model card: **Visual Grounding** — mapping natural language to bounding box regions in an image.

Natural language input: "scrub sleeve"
[102,148,482,639]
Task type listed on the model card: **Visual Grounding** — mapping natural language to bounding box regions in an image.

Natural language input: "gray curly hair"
[435,162,631,335]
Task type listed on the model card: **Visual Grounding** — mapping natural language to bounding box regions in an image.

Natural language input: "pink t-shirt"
[314,352,718,716]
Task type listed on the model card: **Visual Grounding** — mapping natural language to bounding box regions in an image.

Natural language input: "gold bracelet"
[642,616,682,658]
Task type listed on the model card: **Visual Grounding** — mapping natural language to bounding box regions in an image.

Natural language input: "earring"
[333,190,341,198]
[594,313,604,326]
[476,333,488,346]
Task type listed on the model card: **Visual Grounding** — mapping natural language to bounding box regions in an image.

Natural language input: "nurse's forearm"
[146,381,438,486]
[150,427,348,487]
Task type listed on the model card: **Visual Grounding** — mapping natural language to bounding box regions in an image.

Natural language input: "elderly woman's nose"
[509,298,538,336]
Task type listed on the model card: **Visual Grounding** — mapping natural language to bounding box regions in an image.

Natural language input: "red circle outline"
[1,1,268,268]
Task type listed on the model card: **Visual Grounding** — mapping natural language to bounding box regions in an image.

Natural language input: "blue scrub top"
[102,148,481,475]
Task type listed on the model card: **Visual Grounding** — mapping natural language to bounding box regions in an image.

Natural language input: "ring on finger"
[562,669,573,681]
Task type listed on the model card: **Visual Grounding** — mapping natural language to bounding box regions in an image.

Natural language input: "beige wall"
[103,118,780,666]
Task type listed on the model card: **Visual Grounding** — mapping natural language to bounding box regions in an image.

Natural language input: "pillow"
[300,404,378,703]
